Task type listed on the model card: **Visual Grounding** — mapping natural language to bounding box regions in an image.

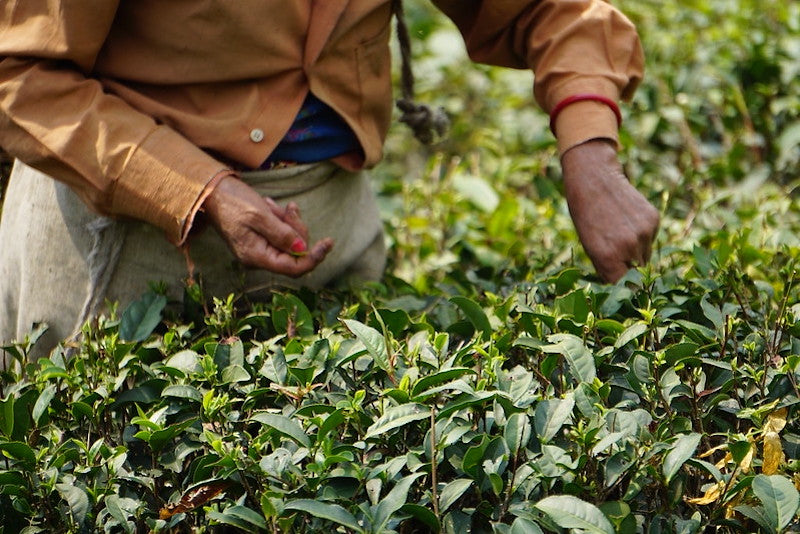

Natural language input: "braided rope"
[392,0,449,144]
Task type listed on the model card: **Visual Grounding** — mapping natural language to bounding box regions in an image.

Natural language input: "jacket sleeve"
[431,0,644,154]
[0,1,229,244]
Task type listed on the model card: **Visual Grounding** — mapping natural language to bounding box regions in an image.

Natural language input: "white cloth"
[0,160,385,361]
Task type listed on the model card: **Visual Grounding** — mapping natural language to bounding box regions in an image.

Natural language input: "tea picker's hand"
[203,175,333,277]
[561,139,660,282]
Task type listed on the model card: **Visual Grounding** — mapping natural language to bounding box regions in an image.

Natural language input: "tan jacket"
[0,0,643,244]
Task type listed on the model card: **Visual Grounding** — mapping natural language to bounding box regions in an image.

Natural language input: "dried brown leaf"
[159,481,231,520]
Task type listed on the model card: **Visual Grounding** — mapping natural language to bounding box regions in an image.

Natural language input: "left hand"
[561,139,660,282]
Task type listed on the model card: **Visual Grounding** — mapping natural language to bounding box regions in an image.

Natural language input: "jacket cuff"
[545,78,622,155]
[553,100,619,155]
[109,125,230,245]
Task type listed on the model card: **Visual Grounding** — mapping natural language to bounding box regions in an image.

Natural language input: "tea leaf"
[343,319,391,374]
[543,334,596,383]
[32,385,55,424]
[119,291,166,342]
[450,296,492,340]
[535,396,575,443]
[663,433,702,483]
[56,483,89,527]
[439,478,473,513]
[251,412,311,448]
[535,495,614,534]
[364,403,429,440]
[762,432,783,475]
[751,474,800,531]
[284,499,363,532]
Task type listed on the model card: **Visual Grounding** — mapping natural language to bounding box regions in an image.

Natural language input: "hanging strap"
[392,0,449,144]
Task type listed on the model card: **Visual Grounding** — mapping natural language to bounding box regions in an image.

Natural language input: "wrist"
[182,170,237,241]
[561,138,621,189]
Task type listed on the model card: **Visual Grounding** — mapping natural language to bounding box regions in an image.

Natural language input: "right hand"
[202,175,333,277]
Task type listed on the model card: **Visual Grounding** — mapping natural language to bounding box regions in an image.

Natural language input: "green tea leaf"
[535,495,614,534]
[222,505,268,530]
[411,368,475,399]
[0,441,35,468]
[0,395,14,437]
[56,482,89,527]
[543,334,596,383]
[220,364,251,384]
[316,408,346,444]
[752,474,800,532]
[164,350,202,375]
[32,385,55,424]
[119,291,166,342]
[439,479,473,513]
[400,503,440,533]
[734,504,774,534]
[260,350,288,384]
[534,396,575,443]
[511,517,544,534]
[614,322,648,349]
[251,412,311,448]
[284,499,363,532]
[663,433,702,483]
[450,296,492,340]
[364,403,429,440]
[272,293,314,338]
[504,412,531,455]
[343,318,391,374]
[372,473,423,529]
[161,385,203,403]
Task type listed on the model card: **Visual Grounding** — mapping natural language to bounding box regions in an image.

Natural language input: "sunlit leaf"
[762,432,783,475]
[342,318,391,375]
[763,407,788,434]
[534,395,575,443]
[685,481,724,505]
[251,412,311,448]
[364,403,429,440]
[535,495,614,534]
[663,433,702,483]
[752,474,800,532]
[284,499,363,532]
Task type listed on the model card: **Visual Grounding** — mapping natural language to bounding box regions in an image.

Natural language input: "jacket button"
[249,128,265,143]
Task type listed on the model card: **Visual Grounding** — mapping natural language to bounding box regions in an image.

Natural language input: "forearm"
[431,0,644,153]
[0,57,227,244]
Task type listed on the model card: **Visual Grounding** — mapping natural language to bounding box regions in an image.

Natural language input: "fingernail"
[290,238,307,254]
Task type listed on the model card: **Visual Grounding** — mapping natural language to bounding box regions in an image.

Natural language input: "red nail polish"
[290,238,307,254]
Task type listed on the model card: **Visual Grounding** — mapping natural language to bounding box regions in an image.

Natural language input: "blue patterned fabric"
[263,93,361,166]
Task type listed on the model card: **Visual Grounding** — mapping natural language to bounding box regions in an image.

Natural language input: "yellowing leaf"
[764,407,788,434]
[715,452,733,470]
[793,473,800,491]
[685,481,725,505]
[762,431,783,475]
[725,493,742,519]
[698,443,728,459]
[739,438,755,474]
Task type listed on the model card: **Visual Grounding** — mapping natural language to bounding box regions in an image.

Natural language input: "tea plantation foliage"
[1,1,800,532]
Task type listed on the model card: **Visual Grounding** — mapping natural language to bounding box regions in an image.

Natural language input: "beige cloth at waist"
[0,160,385,362]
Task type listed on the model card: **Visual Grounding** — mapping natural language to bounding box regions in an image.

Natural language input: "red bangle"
[549,94,622,136]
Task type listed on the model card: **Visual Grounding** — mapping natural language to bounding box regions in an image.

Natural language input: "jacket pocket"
[356,21,393,138]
